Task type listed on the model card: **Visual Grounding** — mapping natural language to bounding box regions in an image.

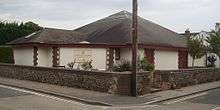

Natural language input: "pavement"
[0,77,220,107]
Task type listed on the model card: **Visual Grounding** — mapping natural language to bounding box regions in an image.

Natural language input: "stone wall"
[2,63,220,96]
[0,63,151,96]
[153,68,220,90]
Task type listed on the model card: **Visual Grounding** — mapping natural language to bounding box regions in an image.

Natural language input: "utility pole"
[131,0,138,97]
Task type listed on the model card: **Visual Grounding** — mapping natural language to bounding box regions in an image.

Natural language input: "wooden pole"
[131,0,138,97]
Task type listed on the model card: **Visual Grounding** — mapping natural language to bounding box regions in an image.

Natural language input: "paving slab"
[0,77,220,106]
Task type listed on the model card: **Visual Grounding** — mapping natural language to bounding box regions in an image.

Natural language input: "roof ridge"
[73,10,132,31]
[107,10,132,20]
[44,27,73,31]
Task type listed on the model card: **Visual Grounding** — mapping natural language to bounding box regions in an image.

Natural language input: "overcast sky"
[0,0,219,33]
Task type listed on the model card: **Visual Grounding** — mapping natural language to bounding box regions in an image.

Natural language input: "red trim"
[52,47,59,67]
[144,49,155,65]
[108,48,114,70]
[178,50,188,69]
[9,42,187,51]
[33,47,38,66]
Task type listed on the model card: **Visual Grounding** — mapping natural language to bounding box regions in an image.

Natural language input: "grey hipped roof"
[9,28,85,44]
[9,11,187,48]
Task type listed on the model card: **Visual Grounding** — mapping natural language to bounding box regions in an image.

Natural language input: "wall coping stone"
[155,68,218,72]
[0,63,150,75]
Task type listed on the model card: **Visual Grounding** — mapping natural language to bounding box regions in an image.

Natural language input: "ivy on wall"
[0,46,14,63]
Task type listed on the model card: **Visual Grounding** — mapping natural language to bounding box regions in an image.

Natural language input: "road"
[0,85,108,110]
[0,84,219,110]
[152,88,220,110]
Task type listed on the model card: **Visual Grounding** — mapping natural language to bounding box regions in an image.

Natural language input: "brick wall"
[0,63,151,96]
[153,68,220,90]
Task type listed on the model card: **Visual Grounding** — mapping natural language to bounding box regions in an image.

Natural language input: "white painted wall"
[13,47,33,66]
[13,46,183,70]
[120,48,145,62]
[120,48,132,62]
[120,49,179,70]
[213,54,220,68]
[48,48,53,67]
[138,49,145,60]
[188,55,206,67]
[154,50,178,70]
[38,47,53,67]
[59,48,107,70]
[38,48,49,67]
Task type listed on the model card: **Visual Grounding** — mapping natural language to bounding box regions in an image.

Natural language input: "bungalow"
[9,11,188,70]
[181,23,220,68]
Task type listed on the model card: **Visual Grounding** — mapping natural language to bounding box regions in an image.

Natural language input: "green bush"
[113,59,154,72]
[0,46,14,63]
[67,62,76,69]
[81,60,93,71]
[113,60,132,72]
[138,58,155,71]
[67,59,77,69]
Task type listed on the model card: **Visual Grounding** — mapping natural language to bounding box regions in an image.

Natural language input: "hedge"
[0,46,14,63]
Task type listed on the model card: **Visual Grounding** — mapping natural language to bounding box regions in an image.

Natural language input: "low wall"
[153,68,220,90]
[3,64,219,95]
[0,63,151,96]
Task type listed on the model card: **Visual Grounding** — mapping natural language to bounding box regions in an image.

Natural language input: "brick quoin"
[178,50,188,69]
[144,49,155,65]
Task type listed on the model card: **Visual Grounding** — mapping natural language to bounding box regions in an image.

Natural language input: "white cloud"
[0,0,219,32]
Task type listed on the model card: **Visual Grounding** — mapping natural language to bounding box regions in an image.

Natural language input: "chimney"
[215,23,220,32]
[185,28,191,40]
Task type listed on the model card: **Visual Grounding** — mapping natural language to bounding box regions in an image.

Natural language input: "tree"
[206,31,220,67]
[0,20,42,63]
[188,37,205,67]
[0,21,42,45]
[207,55,217,67]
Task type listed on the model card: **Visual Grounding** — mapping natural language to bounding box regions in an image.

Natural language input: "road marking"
[212,107,220,110]
[0,84,161,109]
[163,92,208,105]
[0,85,77,103]
[110,105,160,109]
[142,97,160,105]
[0,84,102,107]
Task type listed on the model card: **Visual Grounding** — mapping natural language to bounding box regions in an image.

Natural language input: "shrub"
[112,59,154,72]
[0,46,14,63]
[138,58,155,71]
[67,60,76,69]
[207,55,217,67]
[113,60,131,72]
[81,60,93,71]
